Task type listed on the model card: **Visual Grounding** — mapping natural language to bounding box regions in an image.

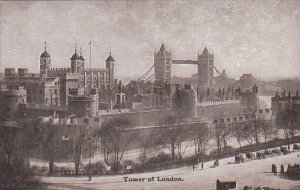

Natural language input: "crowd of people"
[271,162,300,180]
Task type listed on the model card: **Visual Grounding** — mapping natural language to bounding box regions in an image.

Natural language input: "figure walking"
[281,164,284,176]
[192,164,195,171]
[201,162,204,170]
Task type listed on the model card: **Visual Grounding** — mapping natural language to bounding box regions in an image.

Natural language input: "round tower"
[40,42,51,78]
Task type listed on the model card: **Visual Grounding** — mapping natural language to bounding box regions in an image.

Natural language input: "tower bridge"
[155,44,214,87]
[138,43,217,88]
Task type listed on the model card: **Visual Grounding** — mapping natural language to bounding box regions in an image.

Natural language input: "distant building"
[239,74,256,90]
[271,90,300,118]
[4,70,61,106]
[46,44,116,103]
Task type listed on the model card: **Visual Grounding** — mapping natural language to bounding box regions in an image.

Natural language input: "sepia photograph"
[0,0,299,190]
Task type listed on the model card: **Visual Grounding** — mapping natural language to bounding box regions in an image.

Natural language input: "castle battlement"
[48,67,72,74]
[197,99,240,107]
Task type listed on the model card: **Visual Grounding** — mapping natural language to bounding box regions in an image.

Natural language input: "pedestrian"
[193,164,195,171]
[274,165,277,175]
[201,162,204,170]
[272,164,275,174]
[280,164,284,175]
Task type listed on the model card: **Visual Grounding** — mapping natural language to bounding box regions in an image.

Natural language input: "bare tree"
[221,124,232,147]
[95,118,134,173]
[160,115,183,161]
[261,120,277,142]
[73,125,89,175]
[232,122,244,148]
[276,107,298,149]
[138,142,151,167]
[243,122,254,145]
[176,129,192,160]
[252,119,262,144]
[30,119,60,175]
[212,122,224,152]
[192,124,209,161]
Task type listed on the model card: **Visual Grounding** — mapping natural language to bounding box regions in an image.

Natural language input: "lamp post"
[88,135,93,181]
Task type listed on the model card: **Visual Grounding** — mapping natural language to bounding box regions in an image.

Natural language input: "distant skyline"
[0,0,299,82]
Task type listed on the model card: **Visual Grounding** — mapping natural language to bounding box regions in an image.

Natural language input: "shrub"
[146,153,171,164]
[0,158,46,190]
[83,161,106,175]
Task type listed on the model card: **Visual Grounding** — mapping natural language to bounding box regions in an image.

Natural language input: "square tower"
[198,47,214,87]
[154,43,172,84]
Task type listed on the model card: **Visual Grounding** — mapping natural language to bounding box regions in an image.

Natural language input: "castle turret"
[71,44,84,73]
[40,42,51,78]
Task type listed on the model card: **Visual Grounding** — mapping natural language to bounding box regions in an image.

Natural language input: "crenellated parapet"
[48,67,72,75]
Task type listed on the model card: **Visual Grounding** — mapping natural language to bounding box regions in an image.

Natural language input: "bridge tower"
[154,43,172,84]
[198,47,214,87]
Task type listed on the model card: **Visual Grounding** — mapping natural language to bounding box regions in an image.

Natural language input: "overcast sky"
[0,0,299,81]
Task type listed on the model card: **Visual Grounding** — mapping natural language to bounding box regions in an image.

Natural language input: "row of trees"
[212,119,278,153]
[4,105,297,176]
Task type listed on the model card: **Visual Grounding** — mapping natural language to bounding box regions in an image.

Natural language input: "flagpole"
[89,41,92,71]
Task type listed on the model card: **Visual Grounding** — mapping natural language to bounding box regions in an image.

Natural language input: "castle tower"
[40,42,51,78]
[154,43,172,84]
[78,47,85,65]
[197,47,214,87]
[106,49,115,91]
[71,44,84,73]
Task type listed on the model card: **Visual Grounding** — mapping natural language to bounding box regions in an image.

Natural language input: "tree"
[221,124,232,147]
[0,124,44,190]
[74,125,88,175]
[232,122,244,148]
[192,124,209,161]
[0,157,45,190]
[30,119,60,175]
[176,129,191,160]
[242,122,254,145]
[138,136,154,167]
[276,107,298,149]
[94,118,134,173]
[261,120,277,142]
[212,122,224,153]
[160,115,183,161]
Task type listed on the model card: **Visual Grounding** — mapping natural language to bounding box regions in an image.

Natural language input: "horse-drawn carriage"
[256,151,266,159]
[280,146,290,155]
[245,152,255,160]
[235,154,245,164]
[271,148,282,156]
